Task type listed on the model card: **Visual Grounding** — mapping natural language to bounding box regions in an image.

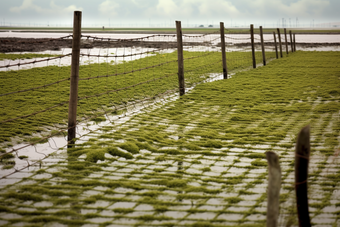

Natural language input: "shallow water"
[0,32,339,71]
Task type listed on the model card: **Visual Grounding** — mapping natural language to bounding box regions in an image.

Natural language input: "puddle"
[87,200,112,208]
[109,202,136,209]
[134,204,154,211]
[188,212,216,220]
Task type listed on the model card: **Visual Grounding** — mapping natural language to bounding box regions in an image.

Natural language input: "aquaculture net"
[0,30,257,182]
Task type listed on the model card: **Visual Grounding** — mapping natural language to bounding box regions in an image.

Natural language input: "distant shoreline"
[0,27,339,35]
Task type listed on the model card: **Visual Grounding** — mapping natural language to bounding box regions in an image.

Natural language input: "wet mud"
[0,37,204,53]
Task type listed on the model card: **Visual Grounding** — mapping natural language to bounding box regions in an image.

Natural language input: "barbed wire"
[0,54,72,69]
[81,34,177,42]
[0,26,263,186]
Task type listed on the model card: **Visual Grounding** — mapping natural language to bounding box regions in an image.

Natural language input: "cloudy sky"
[0,0,339,27]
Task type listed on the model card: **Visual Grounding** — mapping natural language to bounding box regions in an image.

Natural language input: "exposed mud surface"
[0,37,204,53]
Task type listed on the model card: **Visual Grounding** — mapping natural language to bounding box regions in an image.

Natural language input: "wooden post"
[277,28,283,58]
[289,30,294,53]
[294,33,297,52]
[220,22,228,79]
[259,26,266,66]
[176,21,185,96]
[295,125,311,227]
[266,151,281,227]
[273,32,278,59]
[67,11,82,146]
[250,24,256,68]
[284,28,289,55]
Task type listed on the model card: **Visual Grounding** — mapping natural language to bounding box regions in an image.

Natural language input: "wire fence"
[0,13,297,184]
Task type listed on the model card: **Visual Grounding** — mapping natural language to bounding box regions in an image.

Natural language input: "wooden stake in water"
[260,26,266,66]
[273,32,278,59]
[220,22,228,79]
[68,11,82,147]
[295,125,311,227]
[266,151,281,227]
[176,21,185,96]
[277,28,283,58]
[250,24,256,68]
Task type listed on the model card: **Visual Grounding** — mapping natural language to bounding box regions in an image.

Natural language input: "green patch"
[28,137,49,144]
[0,53,61,60]
[314,102,340,113]
[251,159,267,167]
[119,142,140,154]
[107,147,133,159]
[4,191,43,201]
[225,197,242,204]
[0,153,15,160]
[18,155,29,159]
[166,179,187,188]
[85,149,105,163]
[247,153,266,159]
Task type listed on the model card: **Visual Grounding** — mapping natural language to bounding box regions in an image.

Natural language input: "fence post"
[176,21,185,96]
[259,26,266,66]
[295,125,311,227]
[284,28,289,55]
[220,22,228,79]
[250,24,256,68]
[294,33,297,52]
[277,28,283,58]
[67,11,82,147]
[266,151,281,227]
[273,32,278,59]
[289,30,294,53]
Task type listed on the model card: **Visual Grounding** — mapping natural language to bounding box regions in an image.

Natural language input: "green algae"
[0,51,256,146]
[119,142,140,154]
[0,53,60,60]
[0,51,340,226]
[4,191,43,202]
[107,147,133,159]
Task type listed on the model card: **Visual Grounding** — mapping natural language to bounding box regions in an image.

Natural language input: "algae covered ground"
[0,51,340,226]
[0,50,263,145]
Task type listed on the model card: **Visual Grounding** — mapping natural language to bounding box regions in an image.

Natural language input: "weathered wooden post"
[289,30,294,53]
[295,125,311,227]
[220,22,228,79]
[294,33,297,52]
[68,11,82,147]
[176,21,185,96]
[266,151,281,227]
[284,28,289,55]
[277,28,283,58]
[273,32,278,59]
[250,24,256,68]
[259,26,266,66]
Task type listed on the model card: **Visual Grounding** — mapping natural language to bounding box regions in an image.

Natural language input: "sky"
[0,0,339,28]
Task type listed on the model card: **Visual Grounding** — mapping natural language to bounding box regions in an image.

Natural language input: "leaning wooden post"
[277,28,283,58]
[266,151,281,227]
[294,33,297,52]
[289,30,294,53]
[67,11,82,147]
[284,28,289,55]
[250,24,256,68]
[220,22,228,79]
[273,32,278,59]
[259,26,266,66]
[176,21,185,96]
[295,125,311,227]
